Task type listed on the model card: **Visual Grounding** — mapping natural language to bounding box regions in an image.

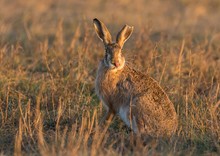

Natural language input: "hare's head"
[93,18,133,71]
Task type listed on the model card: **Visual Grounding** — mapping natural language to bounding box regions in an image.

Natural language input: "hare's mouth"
[108,59,125,70]
[109,62,120,68]
[103,57,125,70]
[108,63,118,69]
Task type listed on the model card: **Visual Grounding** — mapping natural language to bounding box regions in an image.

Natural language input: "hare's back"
[126,67,175,116]
[125,68,177,136]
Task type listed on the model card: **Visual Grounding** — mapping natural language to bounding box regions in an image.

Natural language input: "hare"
[93,18,178,137]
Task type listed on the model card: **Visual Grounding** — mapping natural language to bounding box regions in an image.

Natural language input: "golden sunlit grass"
[0,0,219,155]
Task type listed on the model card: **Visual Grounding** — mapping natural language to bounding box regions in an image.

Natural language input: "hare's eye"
[105,47,109,53]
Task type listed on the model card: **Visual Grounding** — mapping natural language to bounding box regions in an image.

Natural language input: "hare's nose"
[113,61,120,67]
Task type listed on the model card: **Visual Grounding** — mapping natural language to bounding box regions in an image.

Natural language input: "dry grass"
[0,0,219,155]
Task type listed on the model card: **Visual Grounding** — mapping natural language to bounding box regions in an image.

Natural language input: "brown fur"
[93,18,178,137]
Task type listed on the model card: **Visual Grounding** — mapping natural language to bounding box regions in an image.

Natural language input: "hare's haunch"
[93,18,178,137]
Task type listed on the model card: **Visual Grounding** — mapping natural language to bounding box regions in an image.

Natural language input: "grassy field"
[0,0,219,155]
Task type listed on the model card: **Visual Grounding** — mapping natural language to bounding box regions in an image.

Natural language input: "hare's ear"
[93,18,112,45]
[116,25,133,48]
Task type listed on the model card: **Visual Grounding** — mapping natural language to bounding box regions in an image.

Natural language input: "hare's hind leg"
[119,106,139,133]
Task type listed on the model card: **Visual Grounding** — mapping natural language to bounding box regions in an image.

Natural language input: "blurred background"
[1,0,220,44]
